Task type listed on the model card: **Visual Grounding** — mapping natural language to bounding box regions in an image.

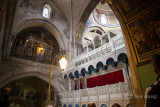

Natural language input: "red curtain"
[80,78,83,89]
[74,80,77,90]
[87,70,124,88]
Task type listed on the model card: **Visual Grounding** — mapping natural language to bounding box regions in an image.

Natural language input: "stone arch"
[75,0,101,41]
[117,53,128,63]
[74,70,79,78]
[82,26,105,38]
[81,68,87,76]
[106,57,115,67]
[96,61,104,70]
[69,72,74,80]
[64,74,67,79]
[9,19,67,55]
[0,71,65,93]
[88,65,95,75]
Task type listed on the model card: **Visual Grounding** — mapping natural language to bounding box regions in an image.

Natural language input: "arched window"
[42,4,52,18]
[100,14,107,24]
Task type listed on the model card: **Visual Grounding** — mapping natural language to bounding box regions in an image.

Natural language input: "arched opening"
[64,74,67,79]
[69,72,74,80]
[0,77,59,107]
[74,70,79,78]
[117,53,128,63]
[96,61,104,70]
[106,57,114,67]
[10,27,59,65]
[88,65,95,75]
[81,27,104,54]
[81,68,87,76]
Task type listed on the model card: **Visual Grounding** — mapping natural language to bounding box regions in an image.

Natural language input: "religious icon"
[37,47,44,60]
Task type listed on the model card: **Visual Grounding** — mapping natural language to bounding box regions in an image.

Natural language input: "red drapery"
[74,80,77,90]
[87,70,124,88]
[80,78,83,89]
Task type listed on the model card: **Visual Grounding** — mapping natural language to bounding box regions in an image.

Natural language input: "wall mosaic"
[127,6,160,64]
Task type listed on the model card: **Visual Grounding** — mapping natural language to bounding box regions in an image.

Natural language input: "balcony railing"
[10,40,59,64]
[66,36,125,69]
[60,82,131,103]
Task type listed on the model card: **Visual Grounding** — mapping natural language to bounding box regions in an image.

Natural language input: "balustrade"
[60,82,130,102]
[71,35,125,68]
[10,39,58,64]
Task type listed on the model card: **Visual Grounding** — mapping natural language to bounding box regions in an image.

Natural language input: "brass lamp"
[59,56,67,70]
[47,54,67,106]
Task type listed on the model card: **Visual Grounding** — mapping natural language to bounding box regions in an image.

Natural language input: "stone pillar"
[93,42,95,49]
[100,37,103,46]
[107,32,111,42]
[86,44,89,53]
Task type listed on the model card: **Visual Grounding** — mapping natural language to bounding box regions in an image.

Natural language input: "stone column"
[86,44,89,53]
[100,37,103,46]
[93,42,95,50]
